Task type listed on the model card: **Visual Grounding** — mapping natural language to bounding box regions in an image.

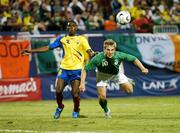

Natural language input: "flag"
[31,38,63,75]
[106,34,180,72]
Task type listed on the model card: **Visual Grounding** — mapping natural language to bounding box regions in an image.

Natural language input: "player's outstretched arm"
[21,46,50,55]
[79,69,87,92]
[133,59,149,74]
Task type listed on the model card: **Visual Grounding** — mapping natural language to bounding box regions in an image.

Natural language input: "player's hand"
[21,49,31,55]
[91,51,99,57]
[79,83,86,92]
[142,68,149,74]
[94,51,99,56]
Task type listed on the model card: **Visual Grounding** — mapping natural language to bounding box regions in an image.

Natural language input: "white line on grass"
[0,129,105,133]
[114,103,175,106]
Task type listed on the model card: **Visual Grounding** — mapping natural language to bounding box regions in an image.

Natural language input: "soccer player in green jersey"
[79,39,149,118]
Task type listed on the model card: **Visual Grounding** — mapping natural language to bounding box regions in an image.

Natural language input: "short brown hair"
[103,39,117,49]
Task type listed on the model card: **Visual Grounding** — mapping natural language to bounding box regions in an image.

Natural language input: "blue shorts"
[57,68,81,83]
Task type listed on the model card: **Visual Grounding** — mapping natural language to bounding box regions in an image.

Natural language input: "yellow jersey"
[49,35,91,70]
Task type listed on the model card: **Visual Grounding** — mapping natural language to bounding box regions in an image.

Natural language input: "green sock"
[99,99,108,112]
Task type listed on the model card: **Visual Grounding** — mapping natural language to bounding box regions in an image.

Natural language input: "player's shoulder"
[115,51,122,55]
[77,34,88,40]
[94,52,103,58]
[56,35,65,41]
[91,52,104,63]
[115,51,133,57]
[116,51,126,55]
[114,51,127,57]
[81,35,88,38]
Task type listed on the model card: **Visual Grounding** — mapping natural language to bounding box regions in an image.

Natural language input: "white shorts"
[96,71,128,87]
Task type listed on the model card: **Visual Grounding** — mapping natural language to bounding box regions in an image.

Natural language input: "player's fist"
[94,51,99,56]
[142,68,149,74]
[21,49,31,55]
[79,83,86,92]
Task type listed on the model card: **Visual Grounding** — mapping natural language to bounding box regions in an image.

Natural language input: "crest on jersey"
[66,39,70,44]
[102,59,108,67]
[76,40,80,45]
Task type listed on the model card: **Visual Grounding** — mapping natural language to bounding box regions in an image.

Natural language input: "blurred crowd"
[0,0,179,33]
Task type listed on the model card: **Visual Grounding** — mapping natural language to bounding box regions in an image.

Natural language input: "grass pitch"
[0,96,180,133]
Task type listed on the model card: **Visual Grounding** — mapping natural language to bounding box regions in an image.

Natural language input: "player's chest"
[62,38,81,49]
[101,58,119,67]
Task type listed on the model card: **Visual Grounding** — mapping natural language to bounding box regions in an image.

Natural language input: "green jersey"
[85,51,137,74]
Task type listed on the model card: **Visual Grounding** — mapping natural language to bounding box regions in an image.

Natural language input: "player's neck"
[69,33,76,36]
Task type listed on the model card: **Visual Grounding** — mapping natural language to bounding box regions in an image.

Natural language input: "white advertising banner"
[135,34,175,69]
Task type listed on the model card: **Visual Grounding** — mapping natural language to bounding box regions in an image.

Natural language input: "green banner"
[31,39,58,74]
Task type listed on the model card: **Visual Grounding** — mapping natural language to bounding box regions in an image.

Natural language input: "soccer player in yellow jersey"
[22,21,95,119]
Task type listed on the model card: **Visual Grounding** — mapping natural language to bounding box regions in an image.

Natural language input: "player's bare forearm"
[81,69,87,83]
[21,46,50,55]
[133,59,149,74]
[79,69,87,92]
